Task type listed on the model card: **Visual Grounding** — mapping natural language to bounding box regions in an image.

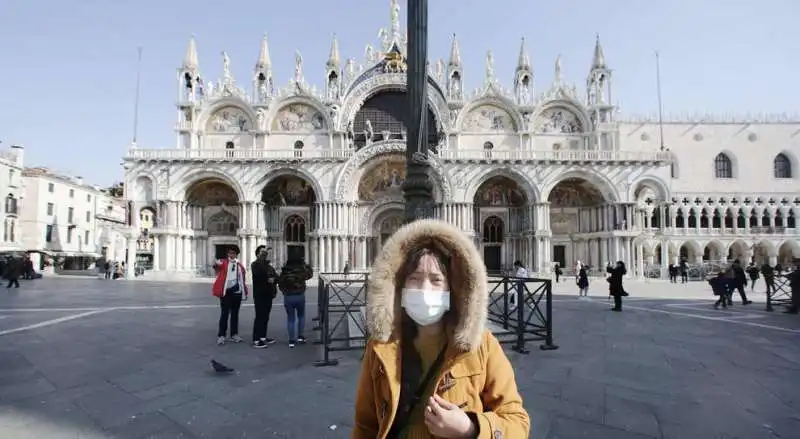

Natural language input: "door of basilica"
[553,245,566,270]
[483,246,502,274]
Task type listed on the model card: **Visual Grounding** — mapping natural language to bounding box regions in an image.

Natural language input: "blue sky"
[0,0,796,186]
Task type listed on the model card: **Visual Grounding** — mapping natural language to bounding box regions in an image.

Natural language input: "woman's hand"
[423,394,477,438]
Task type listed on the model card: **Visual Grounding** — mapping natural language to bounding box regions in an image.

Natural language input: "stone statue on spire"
[294,50,304,83]
[555,54,563,83]
[221,51,231,79]
[486,51,495,80]
[390,0,401,40]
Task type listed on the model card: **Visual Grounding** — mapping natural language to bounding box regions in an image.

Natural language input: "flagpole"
[655,50,665,151]
[132,47,143,145]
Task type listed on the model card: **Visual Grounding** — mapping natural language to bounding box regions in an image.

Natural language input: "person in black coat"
[746,261,760,291]
[679,259,689,283]
[606,261,628,312]
[251,246,279,348]
[708,272,732,309]
[730,259,753,305]
[785,259,800,314]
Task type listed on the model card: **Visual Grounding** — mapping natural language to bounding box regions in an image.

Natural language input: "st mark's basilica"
[123,1,800,279]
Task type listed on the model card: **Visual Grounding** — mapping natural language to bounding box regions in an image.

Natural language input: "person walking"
[746,261,760,291]
[211,247,249,345]
[278,255,313,348]
[607,261,628,311]
[708,271,732,309]
[761,261,776,302]
[679,258,689,283]
[251,246,278,348]
[4,257,21,289]
[784,259,800,314]
[554,263,562,283]
[351,219,530,439]
[577,264,589,298]
[730,259,753,305]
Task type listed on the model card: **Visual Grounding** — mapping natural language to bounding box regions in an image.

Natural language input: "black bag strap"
[390,345,448,439]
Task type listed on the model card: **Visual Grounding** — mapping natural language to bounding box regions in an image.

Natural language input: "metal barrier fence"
[313,273,558,367]
[766,274,793,312]
[486,276,558,354]
[313,273,369,367]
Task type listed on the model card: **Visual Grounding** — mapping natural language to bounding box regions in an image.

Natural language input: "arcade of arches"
[475,176,632,273]
[138,172,798,277]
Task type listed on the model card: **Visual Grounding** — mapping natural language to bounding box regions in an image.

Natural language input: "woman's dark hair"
[254,245,266,257]
[396,246,451,417]
[617,261,627,275]
[514,260,523,268]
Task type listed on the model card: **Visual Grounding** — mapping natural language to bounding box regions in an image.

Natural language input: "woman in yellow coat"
[352,219,530,439]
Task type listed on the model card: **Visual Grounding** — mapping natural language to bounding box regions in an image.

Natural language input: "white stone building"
[0,144,24,253]
[123,1,800,279]
[20,168,128,271]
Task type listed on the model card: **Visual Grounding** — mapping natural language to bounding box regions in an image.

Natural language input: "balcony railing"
[437,149,672,163]
[125,147,672,163]
[125,149,354,161]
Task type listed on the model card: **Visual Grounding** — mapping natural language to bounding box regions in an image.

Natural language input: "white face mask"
[401,288,450,326]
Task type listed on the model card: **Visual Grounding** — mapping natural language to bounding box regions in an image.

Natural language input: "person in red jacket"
[212,247,249,345]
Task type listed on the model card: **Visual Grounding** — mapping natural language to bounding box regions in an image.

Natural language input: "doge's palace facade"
[122,1,800,279]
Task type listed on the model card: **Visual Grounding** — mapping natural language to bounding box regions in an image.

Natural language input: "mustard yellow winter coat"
[351,219,530,439]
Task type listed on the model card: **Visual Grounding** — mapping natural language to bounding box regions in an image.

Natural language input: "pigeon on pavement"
[210,359,235,373]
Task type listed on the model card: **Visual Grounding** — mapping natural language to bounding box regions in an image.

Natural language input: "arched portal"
[778,240,800,266]
[353,90,439,150]
[185,178,241,263]
[369,209,405,265]
[679,241,702,263]
[261,175,319,265]
[703,240,726,262]
[547,177,607,271]
[473,176,527,272]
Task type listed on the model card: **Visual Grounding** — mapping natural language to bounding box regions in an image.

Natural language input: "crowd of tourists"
[707,259,800,313]
[211,245,313,348]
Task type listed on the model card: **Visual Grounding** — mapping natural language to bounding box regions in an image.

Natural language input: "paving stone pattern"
[0,277,799,438]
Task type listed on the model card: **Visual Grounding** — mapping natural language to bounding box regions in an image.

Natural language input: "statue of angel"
[294,51,304,83]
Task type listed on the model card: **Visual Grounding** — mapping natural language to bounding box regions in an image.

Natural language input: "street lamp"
[402,0,435,223]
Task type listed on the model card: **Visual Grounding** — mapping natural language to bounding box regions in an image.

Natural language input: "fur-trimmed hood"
[366,219,488,352]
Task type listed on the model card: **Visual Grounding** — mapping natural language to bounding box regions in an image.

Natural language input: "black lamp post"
[402,0,435,223]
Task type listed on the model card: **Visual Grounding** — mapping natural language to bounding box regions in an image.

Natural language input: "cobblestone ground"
[0,276,798,438]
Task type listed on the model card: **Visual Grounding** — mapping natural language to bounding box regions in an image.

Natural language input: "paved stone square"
[0,276,799,438]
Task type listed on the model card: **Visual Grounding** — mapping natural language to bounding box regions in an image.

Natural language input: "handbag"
[225,263,241,294]
[387,345,448,439]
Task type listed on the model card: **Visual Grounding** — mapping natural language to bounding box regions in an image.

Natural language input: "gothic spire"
[327,34,340,70]
[591,34,606,70]
[256,33,271,70]
[516,37,531,71]
[448,34,461,68]
[183,35,199,70]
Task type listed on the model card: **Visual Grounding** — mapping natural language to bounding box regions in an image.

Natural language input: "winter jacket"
[352,219,530,439]
[211,259,249,298]
[278,262,313,296]
[251,258,278,297]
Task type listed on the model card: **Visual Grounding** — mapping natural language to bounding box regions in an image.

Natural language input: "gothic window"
[284,215,306,242]
[774,153,792,179]
[353,91,438,149]
[225,141,234,158]
[714,153,733,179]
[482,216,504,243]
[483,141,494,150]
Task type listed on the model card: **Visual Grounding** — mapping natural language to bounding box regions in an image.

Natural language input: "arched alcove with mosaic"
[261,175,320,265]
[271,103,327,132]
[461,104,516,133]
[358,155,406,202]
[534,107,584,133]
[473,176,527,207]
[206,106,252,133]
